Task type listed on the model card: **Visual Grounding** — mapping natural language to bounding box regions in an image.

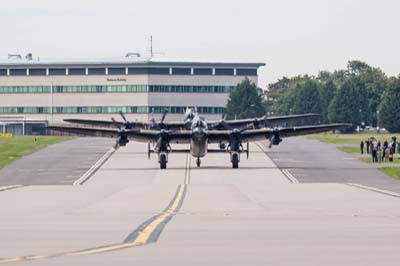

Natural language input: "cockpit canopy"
[191,116,207,130]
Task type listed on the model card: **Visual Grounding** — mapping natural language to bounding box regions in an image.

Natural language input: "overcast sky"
[1,0,399,88]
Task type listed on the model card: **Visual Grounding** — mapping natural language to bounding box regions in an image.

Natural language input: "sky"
[1,0,400,88]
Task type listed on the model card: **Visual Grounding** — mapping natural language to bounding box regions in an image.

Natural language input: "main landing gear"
[158,152,168,169]
[227,142,248,169]
[230,152,240,168]
[196,158,201,167]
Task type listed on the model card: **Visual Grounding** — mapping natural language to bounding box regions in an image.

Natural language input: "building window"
[128,68,170,75]
[0,85,234,94]
[9,69,27,76]
[29,68,47,76]
[215,68,234,76]
[172,68,191,75]
[148,68,170,75]
[236,68,257,76]
[193,68,213,75]
[68,68,86,75]
[49,68,66,75]
[0,106,225,114]
[0,69,7,76]
[108,68,125,75]
[128,68,148,75]
[88,68,106,75]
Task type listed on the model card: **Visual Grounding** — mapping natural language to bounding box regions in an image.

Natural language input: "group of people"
[360,136,398,163]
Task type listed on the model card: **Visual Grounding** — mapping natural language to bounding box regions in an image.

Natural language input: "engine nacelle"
[118,135,129,147]
[272,137,282,145]
[270,130,282,145]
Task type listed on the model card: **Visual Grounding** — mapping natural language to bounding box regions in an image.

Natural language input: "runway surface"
[0,138,113,186]
[266,137,400,193]
[0,141,400,265]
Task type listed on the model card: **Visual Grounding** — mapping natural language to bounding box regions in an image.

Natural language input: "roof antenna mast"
[150,35,154,58]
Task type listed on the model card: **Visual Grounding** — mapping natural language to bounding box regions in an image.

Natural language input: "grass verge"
[360,157,400,164]
[337,146,361,154]
[307,132,397,145]
[379,167,400,180]
[0,136,75,169]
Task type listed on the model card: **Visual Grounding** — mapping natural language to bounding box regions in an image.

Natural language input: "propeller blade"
[119,111,127,123]
[246,141,249,159]
[268,138,273,149]
[114,136,121,150]
[111,118,122,130]
[161,109,168,124]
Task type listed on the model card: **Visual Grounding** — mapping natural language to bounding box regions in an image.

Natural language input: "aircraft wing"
[209,113,320,129]
[207,123,351,143]
[63,119,144,129]
[275,123,352,137]
[265,113,320,124]
[48,126,192,143]
[48,126,120,138]
[63,118,186,130]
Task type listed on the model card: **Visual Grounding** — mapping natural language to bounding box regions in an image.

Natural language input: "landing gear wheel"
[160,154,167,169]
[232,153,239,168]
[196,158,201,167]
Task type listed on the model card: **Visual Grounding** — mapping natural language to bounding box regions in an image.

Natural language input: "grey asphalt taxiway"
[0,138,113,186]
[265,137,400,193]
[0,140,400,265]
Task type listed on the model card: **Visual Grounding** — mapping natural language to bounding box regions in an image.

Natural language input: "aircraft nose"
[192,128,206,139]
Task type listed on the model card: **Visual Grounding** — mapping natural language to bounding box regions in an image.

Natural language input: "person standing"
[371,140,378,163]
[366,138,370,153]
[377,146,382,163]
[389,145,394,162]
[383,140,389,161]
[392,136,397,154]
[398,140,400,154]
[360,140,364,154]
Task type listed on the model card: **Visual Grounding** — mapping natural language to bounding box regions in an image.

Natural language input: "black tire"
[196,158,201,167]
[232,153,239,168]
[160,154,167,169]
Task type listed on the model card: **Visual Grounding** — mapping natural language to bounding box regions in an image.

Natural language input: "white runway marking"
[282,169,299,184]
[0,185,23,192]
[73,148,115,185]
[346,183,400,198]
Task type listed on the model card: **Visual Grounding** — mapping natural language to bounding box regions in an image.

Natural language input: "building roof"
[0,55,266,68]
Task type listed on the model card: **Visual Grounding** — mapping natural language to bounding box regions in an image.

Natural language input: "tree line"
[225,60,400,133]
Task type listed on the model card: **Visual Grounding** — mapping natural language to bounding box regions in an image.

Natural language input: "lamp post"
[50,75,54,125]
[376,110,380,133]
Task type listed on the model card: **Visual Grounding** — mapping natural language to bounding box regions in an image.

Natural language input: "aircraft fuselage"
[189,115,209,158]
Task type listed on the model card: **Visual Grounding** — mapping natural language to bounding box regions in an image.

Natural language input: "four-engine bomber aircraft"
[63,108,321,131]
[49,109,351,169]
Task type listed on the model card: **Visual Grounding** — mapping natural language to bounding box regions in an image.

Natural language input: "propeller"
[210,113,232,130]
[154,129,172,153]
[268,127,282,148]
[150,109,169,130]
[118,111,134,129]
[227,125,253,152]
[111,114,130,149]
[252,116,266,129]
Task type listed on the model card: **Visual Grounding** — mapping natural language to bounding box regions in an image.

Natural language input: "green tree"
[318,80,337,123]
[379,77,400,133]
[347,60,387,125]
[272,77,324,117]
[291,79,324,115]
[328,79,361,130]
[225,78,266,119]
